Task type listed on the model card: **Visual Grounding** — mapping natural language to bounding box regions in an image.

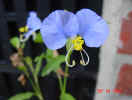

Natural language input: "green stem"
[23,67,43,100]
[63,65,69,93]
[19,39,44,100]
[34,75,44,100]
[22,57,44,100]
[24,69,37,92]
[57,74,63,92]
[62,39,73,93]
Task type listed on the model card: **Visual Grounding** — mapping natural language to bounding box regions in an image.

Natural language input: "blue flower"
[24,11,42,40]
[41,9,109,49]
[40,9,109,67]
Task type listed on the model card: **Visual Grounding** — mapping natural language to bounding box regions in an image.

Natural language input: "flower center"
[72,36,84,51]
[65,36,89,67]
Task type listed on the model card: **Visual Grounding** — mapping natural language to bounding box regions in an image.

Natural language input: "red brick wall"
[118,11,132,54]
[116,11,132,95]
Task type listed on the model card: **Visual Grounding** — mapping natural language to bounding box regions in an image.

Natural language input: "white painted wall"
[94,0,132,100]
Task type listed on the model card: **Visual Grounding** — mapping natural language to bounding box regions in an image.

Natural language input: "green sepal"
[17,66,27,72]
[34,32,43,43]
[24,56,33,68]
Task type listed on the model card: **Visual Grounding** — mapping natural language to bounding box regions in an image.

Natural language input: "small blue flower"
[40,9,109,67]
[24,11,42,40]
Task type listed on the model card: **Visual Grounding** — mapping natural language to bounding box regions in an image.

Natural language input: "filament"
[80,48,89,66]
[65,46,76,67]
[32,32,36,40]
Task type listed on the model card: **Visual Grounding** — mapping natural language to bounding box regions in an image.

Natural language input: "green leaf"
[41,54,65,77]
[60,93,75,100]
[45,49,53,58]
[34,33,43,43]
[9,92,34,100]
[10,37,20,48]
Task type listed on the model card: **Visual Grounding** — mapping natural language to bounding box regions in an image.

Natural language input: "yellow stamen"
[72,36,84,51]
[19,26,28,33]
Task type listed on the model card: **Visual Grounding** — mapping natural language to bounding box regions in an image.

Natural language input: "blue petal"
[27,11,42,30]
[76,9,109,47]
[40,10,66,50]
[83,20,109,47]
[62,10,79,38]
[40,10,78,50]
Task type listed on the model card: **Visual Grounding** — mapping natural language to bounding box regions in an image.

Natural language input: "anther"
[72,36,84,51]
[19,26,28,33]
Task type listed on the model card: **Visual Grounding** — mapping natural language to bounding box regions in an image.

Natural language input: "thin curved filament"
[80,48,89,66]
[65,46,76,67]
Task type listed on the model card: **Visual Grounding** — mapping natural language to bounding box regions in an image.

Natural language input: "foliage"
[41,49,65,76]
[9,92,34,100]
[10,37,20,48]
[34,33,43,43]
[60,93,75,100]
